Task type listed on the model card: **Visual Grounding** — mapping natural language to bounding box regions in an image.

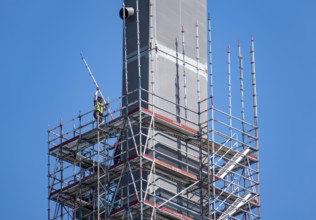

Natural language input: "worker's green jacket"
[95,102,105,115]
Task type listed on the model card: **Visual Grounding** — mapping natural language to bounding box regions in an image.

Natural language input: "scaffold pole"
[80,53,114,119]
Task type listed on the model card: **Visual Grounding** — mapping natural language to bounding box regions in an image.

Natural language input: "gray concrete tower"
[121,0,209,219]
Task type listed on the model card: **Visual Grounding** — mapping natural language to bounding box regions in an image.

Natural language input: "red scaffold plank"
[109,154,138,170]
[50,172,99,198]
[108,153,198,182]
[49,136,79,153]
[144,154,198,181]
[140,107,199,135]
[49,108,140,153]
[145,200,194,220]
[247,154,258,160]
[110,200,139,216]
[250,199,260,205]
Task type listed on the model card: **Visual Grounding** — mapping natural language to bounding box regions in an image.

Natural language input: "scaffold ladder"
[219,193,252,219]
[216,148,250,179]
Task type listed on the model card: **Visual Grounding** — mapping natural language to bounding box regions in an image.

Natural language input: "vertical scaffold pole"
[72,121,76,219]
[196,21,204,219]
[196,22,201,102]
[149,0,157,218]
[122,3,131,219]
[181,25,188,120]
[239,41,248,217]
[227,46,233,147]
[59,120,64,220]
[97,116,101,219]
[135,0,143,219]
[47,130,51,220]
[238,41,248,213]
[149,0,155,108]
[238,40,245,145]
[208,14,215,220]
[251,34,260,217]
[251,35,258,128]
[123,3,129,106]
[80,54,114,120]
[78,112,84,219]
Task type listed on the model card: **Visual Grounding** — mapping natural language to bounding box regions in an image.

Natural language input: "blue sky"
[0,0,315,219]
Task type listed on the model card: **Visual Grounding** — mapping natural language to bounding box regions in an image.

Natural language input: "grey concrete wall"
[121,0,208,217]
[155,0,207,64]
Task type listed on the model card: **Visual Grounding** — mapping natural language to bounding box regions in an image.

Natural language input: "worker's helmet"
[98,96,103,101]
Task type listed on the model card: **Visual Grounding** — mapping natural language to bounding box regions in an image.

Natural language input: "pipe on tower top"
[119,7,135,19]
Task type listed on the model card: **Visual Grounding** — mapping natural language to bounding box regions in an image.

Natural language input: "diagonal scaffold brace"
[80,53,114,119]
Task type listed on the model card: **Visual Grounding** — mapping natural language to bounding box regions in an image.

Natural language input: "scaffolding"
[48,2,260,220]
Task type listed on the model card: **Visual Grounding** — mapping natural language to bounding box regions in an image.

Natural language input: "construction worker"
[113,133,123,164]
[94,88,108,123]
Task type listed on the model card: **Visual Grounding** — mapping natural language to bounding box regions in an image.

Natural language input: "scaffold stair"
[218,193,252,219]
[216,148,251,179]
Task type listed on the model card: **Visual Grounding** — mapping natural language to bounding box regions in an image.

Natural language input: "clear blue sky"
[0,0,315,219]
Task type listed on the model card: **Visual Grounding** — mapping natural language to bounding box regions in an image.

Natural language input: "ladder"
[216,148,250,179]
[219,193,252,219]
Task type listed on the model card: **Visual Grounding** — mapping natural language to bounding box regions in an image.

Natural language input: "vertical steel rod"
[122,3,131,219]
[251,34,260,218]
[239,41,248,218]
[149,0,155,107]
[251,35,258,128]
[59,120,64,220]
[195,21,204,219]
[78,112,83,220]
[97,119,100,219]
[208,15,216,220]
[238,40,245,145]
[196,22,201,102]
[181,25,188,120]
[149,0,157,218]
[47,130,51,220]
[227,46,233,148]
[81,54,114,119]
[135,0,143,219]
[72,120,77,220]
[123,3,129,106]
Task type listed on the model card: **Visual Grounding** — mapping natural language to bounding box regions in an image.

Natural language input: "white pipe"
[119,7,135,19]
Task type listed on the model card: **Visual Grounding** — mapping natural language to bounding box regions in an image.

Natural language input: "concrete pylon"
[120,0,209,219]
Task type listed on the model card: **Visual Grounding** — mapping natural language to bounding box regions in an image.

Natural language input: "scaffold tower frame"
[47,2,260,220]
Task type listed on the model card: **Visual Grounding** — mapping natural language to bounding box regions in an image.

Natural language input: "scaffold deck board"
[52,153,96,170]
[157,187,201,208]
[48,109,140,154]
[145,200,194,220]
[139,108,257,163]
[50,152,198,208]
[110,200,140,216]
[50,195,94,213]
[107,152,198,182]
[141,108,199,135]
[49,108,257,168]
[110,199,194,220]
[144,154,198,181]
[50,172,102,200]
